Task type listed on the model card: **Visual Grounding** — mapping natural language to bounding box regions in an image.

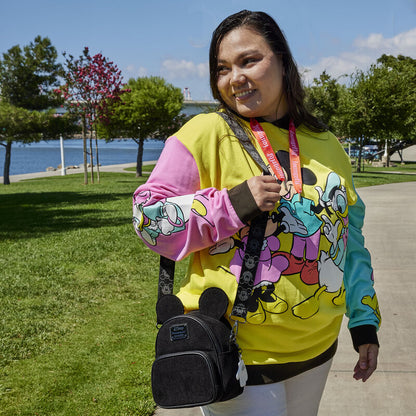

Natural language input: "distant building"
[182,100,219,116]
[181,87,218,116]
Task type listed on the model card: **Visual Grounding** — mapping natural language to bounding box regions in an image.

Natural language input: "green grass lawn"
[0,172,187,416]
[352,162,416,187]
[0,164,415,415]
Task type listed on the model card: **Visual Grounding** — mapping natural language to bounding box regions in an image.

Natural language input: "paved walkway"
[155,181,416,416]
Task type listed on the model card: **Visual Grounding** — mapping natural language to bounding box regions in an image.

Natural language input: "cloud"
[302,27,416,84]
[354,27,416,54]
[161,59,209,80]
[125,65,147,78]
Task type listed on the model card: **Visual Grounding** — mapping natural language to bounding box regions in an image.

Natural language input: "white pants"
[200,359,332,416]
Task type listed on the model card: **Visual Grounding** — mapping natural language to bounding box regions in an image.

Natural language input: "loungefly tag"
[236,354,248,387]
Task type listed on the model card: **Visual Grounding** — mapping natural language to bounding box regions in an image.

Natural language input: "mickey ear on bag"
[156,294,184,324]
[199,287,229,320]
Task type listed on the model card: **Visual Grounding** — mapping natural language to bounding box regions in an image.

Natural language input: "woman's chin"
[234,103,263,119]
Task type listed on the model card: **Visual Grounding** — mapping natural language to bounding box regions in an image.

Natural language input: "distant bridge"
[182,99,219,116]
[54,88,219,117]
[55,99,219,117]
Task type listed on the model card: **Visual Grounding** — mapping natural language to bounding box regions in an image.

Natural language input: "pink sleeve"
[132,137,245,260]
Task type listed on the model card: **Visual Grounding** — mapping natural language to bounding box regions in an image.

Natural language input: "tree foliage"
[340,55,416,169]
[304,71,345,134]
[0,36,69,184]
[100,76,184,176]
[0,36,62,110]
[304,55,416,171]
[58,47,127,184]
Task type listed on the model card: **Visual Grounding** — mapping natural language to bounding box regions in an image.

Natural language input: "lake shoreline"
[0,138,165,176]
[0,160,157,184]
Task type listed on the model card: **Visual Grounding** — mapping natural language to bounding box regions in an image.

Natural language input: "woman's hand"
[353,343,379,382]
[247,175,281,212]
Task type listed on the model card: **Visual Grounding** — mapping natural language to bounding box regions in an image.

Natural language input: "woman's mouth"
[234,89,256,100]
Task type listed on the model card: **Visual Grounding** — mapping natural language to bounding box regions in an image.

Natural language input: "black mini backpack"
[151,287,243,408]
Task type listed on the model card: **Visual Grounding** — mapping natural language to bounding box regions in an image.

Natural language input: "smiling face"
[216,26,288,122]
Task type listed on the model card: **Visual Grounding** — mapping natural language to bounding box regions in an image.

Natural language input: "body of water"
[0,139,165,176]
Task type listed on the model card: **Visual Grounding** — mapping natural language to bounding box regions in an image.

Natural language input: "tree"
[338,55,416,170]
[0,36,65,184]
[59,47,127,184]
[0,102,78,184]
[101,76,183,176]
[375,55,416,151]
[0,102,41,184]
[304,71,346,134]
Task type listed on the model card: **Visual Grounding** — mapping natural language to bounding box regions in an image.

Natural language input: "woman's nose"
[230,67,246,84]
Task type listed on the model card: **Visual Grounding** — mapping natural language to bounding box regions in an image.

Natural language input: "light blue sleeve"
[344,191,381,331]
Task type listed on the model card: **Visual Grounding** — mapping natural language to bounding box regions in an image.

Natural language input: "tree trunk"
[356,152,362,173]
[136,137,144,177]
[398,149,403,164]
[82,118,88,185]
[356,138,364,173]
[95,131,100,183]
[89,129,94,184]
[2,140,12,185]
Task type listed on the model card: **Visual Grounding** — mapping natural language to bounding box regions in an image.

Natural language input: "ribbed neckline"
[225,108,291,130]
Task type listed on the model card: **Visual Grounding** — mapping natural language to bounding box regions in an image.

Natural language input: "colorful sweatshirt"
[133,112,380,367]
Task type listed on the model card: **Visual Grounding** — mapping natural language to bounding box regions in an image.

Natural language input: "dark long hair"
[209,10,326,132]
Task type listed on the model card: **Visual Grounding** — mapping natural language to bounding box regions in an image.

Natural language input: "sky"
[1,0,416,100]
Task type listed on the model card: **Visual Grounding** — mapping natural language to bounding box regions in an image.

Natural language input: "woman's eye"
[217,65,229,75]
[243,57,259,66]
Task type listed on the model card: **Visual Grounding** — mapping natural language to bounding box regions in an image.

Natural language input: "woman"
[133,10,380,416]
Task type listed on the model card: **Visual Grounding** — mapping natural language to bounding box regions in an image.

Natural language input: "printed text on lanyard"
[249,118,302,194]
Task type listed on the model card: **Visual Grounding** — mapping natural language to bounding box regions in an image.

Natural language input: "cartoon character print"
[272,150,323,286]
[270,155,349,319]
[317,172,348,295]
[133,191,211,246]
[362,291,381,325]
[229,213,288,287]
[210,150,353,323]
[210,214,290,324]
[288,171,350,319]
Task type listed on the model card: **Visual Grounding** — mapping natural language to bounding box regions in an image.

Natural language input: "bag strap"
[229,211,268,321]
[217,112,268,173]
[157,112,269,323]
[158,255,176,300]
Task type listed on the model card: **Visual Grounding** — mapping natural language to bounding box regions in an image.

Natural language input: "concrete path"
[155,181,416,416]
[319,182,416,416]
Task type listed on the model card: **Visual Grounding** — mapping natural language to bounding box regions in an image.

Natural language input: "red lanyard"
[250,118,302,194]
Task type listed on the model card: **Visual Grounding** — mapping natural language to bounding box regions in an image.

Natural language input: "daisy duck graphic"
[133,191,212,246]
[133,191,190,246]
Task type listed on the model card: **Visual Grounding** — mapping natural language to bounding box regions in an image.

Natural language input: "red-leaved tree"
[57,47,127,184]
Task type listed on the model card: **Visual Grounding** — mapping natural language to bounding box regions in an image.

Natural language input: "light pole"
[60,134,66,175]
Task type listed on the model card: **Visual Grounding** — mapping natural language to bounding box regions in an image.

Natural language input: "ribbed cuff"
[228,181,262,224]
[349,325,379,352]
